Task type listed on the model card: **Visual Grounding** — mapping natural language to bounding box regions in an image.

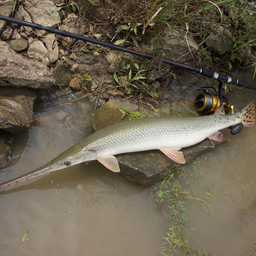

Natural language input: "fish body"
[0,102,255,190]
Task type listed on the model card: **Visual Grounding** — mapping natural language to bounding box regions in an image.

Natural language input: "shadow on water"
[0,98,167,256]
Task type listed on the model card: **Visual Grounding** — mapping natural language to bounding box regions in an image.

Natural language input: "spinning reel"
[194,80,243,135]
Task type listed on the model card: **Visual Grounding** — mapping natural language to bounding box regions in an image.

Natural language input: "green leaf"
[120,25,129,30]
[134,63,139,70]
[93,51,100,56]
[122,64,130,70]
[114,39,126,45]
[133,74,146,80]
[52,7,63,12]
[131,36,139,48]
[113,72,119,83]
[128,69,132,80]
[22,229,29,242]
[76,184,83,190]
[69,2,79,13]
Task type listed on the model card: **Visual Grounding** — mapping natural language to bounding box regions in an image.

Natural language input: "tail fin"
[240,101,255,127]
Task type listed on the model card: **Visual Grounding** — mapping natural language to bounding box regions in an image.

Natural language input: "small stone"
[53,62,71,86]
[69,77,81,90]
[1,26,13,41]
[70,53,77,61]
[93,33,102,40]
[59,24,79,48]
[27,40,50,66]
[70,63,79,73]
[41,33,59,64]
[61,56,72,67]
[9,38,28,52]
[91,80,98,91]
[106,89,124,97]
[59,49,65,55]
[15,6,33,34]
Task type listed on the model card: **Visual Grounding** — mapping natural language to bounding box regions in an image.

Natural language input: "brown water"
[1,82,256,256]
[0,99,167,256]
[183,85,256,255]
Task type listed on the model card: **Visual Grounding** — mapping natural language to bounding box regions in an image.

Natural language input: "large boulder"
[0,41,55,88]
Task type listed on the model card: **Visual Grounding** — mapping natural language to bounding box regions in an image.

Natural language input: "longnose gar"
[0,102,255,190]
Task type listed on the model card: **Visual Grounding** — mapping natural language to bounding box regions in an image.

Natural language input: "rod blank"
[0,14,255,90]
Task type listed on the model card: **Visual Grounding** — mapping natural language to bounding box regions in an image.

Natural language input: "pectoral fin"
[208,131,223,141]
[160,147,185,164]
[97,155,121,173]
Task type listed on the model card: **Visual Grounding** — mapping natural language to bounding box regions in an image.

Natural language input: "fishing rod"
[0,14,255,89]
[0,14,255,119]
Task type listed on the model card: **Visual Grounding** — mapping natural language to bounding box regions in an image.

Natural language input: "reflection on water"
[0,98,167,256]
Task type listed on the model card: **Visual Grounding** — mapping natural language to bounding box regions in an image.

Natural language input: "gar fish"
[0,102,255,190]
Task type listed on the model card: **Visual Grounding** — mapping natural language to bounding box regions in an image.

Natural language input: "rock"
[0,87,36,134]
[0,0,16,33]
[80,0,109,21]
[239,47,256,67]
[154,29,198,62]
[23,0,61,36]
[1,25,13,40]
[0,41,55,89]
[70,63,79,73]
[70,53,77,61]
[15,5,33,34]
[206,26,233,55]
[92,99,224,185]
[9,38,29,52]
[58,14,80,48]
[105,51,120,73]
[106,89,125,97]
[0,130,14,167]
[27,40,50,66]
[117,151,173,184]
[69,77,81,90]
[41,33,59,64]
[92,99,133,130]
[53,62,71,86]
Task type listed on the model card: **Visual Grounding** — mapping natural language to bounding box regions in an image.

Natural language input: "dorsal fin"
[215,104,225,115]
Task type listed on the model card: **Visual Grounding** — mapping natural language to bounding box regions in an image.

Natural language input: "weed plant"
[155,159,214,256]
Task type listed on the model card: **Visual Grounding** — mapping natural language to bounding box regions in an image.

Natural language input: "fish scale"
[0,102,255,191]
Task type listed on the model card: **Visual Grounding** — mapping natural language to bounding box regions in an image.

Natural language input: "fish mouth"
[0,163,56,190]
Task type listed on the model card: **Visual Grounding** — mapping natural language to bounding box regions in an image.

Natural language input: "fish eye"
[64,161,71,167]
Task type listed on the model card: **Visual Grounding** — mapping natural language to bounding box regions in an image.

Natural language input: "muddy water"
[1,79,256,255]
[183,84,256,255]
[0,99,167,256]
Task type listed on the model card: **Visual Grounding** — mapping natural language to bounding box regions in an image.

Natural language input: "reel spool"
[194,81,242,135]
[194,90,221,114]
[194,80,234,115]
